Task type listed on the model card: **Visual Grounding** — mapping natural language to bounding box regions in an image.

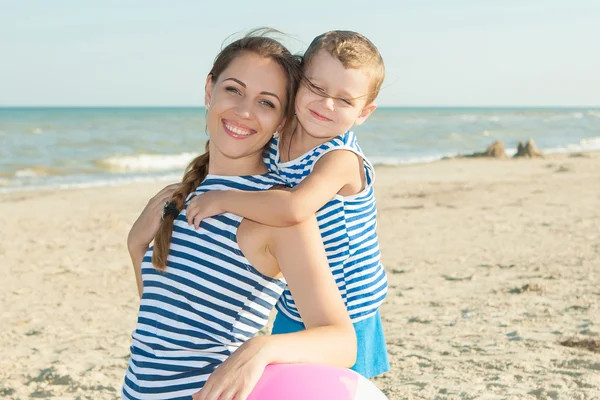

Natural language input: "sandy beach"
[1,152,599,400]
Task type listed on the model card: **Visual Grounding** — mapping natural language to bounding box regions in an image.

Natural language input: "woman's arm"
[195,217,355,400]
[262,216,356,365]
[127,234,148,298]
[128,183,181,297]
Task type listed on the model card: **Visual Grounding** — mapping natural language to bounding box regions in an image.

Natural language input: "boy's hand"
[186,191,225,229]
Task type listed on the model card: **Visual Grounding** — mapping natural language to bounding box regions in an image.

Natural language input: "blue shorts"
[271,310,390,378]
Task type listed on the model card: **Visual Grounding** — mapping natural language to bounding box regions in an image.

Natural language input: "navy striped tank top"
[122,173,287,400]
[264,131,388,323]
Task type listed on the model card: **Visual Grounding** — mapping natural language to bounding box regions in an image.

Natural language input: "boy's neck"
[281,119,345,162]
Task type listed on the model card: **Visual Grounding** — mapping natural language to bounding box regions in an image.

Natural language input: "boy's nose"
[322,96,335,111]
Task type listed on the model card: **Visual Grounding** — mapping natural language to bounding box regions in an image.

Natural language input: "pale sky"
[1,0,598,107]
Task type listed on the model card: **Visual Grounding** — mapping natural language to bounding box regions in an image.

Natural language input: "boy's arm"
[186,150,364,228]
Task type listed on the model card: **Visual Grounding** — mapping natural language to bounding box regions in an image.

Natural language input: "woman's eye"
[260,100,275,109]
[225,86,241,95]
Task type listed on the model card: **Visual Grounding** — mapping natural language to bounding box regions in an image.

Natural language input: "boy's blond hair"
[302,30,385,104]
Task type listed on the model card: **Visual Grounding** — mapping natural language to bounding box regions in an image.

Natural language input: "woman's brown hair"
[152,28,302,270]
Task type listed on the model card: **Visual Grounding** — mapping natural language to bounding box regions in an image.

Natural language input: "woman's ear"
[204,75,214,107]
[275,119,286,135]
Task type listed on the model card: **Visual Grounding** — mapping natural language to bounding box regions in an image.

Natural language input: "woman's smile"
[222,118,257,138]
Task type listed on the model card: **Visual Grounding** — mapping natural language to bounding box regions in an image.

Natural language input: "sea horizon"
[1,106,599,193]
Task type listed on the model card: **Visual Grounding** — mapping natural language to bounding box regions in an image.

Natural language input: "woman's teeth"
[225,123,254,136]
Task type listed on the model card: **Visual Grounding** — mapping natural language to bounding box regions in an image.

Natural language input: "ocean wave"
[14,166,63,178]
[459,115,501,122]
[587,110,600,118]
[371,137,600,166]
[370,153,459,166]
[401,118,427,124]
[0,172,182,194]
[541,137,600,154]
[544,112,585,122]
[446,132,480,142]
[2,137,598,194]
[579,136,600,150]
[96,152,200,173]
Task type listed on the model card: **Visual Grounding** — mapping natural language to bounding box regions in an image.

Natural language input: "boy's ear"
[204,74,214,106]
[354,102,377,126]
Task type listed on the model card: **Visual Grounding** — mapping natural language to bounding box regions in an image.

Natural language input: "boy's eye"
[333,97,353,106]
[307,81,325,93]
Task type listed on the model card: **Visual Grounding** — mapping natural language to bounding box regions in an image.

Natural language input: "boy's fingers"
[186,206,195,225]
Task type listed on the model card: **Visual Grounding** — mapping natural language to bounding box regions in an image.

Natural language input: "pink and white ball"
[248,364,388,400]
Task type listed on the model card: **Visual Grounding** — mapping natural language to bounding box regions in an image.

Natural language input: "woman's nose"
[235,98,253,119]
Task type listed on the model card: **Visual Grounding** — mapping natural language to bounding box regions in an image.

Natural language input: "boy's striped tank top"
[122,173,287,400]
[264,131,388,323]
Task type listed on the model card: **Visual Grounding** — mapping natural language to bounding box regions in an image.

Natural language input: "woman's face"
[205,52,288,161]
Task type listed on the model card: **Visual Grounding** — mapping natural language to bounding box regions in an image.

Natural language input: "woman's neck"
[207,153,268,177]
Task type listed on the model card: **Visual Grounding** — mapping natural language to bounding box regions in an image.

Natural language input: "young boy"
[186,31,389,378]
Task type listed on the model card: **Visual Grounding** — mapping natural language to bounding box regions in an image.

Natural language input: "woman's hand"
[127,183,181,251]
[128,183,180,297]
[192,336,270,400]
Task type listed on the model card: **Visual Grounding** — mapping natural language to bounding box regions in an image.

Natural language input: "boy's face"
[295,49,377,139]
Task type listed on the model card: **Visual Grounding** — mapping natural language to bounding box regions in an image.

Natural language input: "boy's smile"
[309,109,333,122]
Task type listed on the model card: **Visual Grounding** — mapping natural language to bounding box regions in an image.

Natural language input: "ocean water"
[1,107,599,192]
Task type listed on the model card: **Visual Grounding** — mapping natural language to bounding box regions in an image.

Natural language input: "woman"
[122,31,357,400]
